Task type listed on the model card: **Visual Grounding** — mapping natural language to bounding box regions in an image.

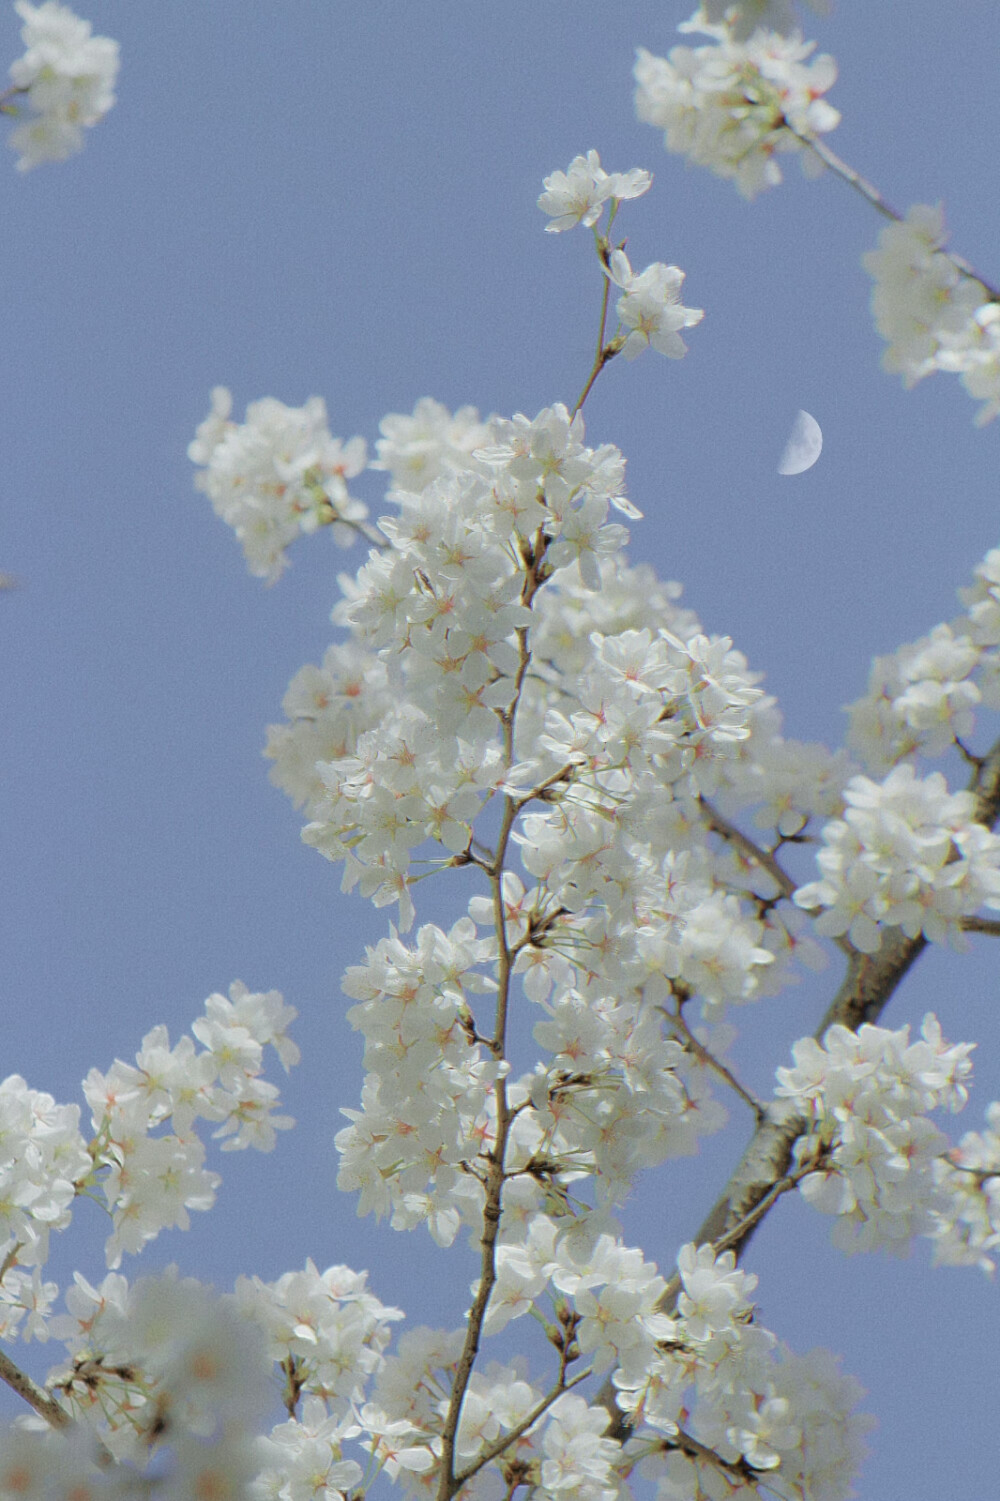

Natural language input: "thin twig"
[573,236,619,415]
[660,1002,764,1122]
[791,126,1000,301]
[334,514,391,550]
[0,84,27,114]
[698,798,798,903]
[790,127,903,223]
[452,1368,592,1488]
[435,534,553,1501]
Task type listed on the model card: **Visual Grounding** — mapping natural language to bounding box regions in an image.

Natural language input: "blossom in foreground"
[5,1,118,169]
[634,15,839,199]
[538,149,651,233]
[6,1274,271,1482]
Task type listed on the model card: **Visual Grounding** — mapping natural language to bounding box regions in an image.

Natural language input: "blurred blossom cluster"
[3,1,117,169]
[189,387,370,584]
[863,204,1000,424]
[634,12,839,199]
[699,0,832,41]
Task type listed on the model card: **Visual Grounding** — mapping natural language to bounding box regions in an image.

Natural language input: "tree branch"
[660,1000,764,1122]
[0,1348,71,1430]
[435,531,553,1501]
[696,735,1000,1258]
[699,799,797,903]
[592,738,1000,1440]
[961,916,1000,937]
[790,126,1000,301]
[452,1367,592,1489]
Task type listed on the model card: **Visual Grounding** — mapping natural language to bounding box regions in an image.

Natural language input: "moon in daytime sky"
[777,409,823,475]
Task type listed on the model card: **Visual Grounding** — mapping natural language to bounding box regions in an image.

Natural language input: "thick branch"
[693,736,1000,1257]
[961,916,1000,937]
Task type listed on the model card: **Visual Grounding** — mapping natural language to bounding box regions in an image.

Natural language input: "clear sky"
[3,4,1000,1496]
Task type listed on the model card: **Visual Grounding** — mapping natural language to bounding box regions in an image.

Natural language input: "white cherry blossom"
[862,203,1000,421]
[189,387,368,583]
[538,149,651,233]
[605,250,704,361]
[634,15,839,200]
[794,764,1000,952]
[6,1,118,169]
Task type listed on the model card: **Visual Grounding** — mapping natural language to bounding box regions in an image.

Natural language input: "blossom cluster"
[265,641,394,816]
[862,204,1000,424]
[298,403,637,918]
[249,390,872,1269]
[620,1242,872,1494]
[373,1331,620,1501]
[335,919,500,1246]
[187,321,913,1496]
[776,1014,976,1255]
[0,983,297,1294]
[602,248,704,361]
[0,1076,90,1274]
[188,386,369,583]
[372,396,492,495]
[9,11,999,1500]
[634,13,840,200]
[843,545,1000,779]
[238,1260,412,1498]
[243,380,884,1499]
[847,624,982,770]
[18,1260,407,1494]
[792,763,1000,953]
[3,1,118,170]
[334,908,725,1251]
[933,1101,1000,1272]
[537,148,652,233]
[176,144,1000,1501]
[366,1237,869,1500]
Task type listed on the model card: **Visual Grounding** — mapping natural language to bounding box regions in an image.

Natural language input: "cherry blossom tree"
[3,3,1000,1498]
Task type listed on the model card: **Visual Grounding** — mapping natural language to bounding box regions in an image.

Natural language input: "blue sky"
[3,4,1000,1495]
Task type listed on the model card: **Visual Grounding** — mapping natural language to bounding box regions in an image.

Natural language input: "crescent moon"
[777,409,823,475]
